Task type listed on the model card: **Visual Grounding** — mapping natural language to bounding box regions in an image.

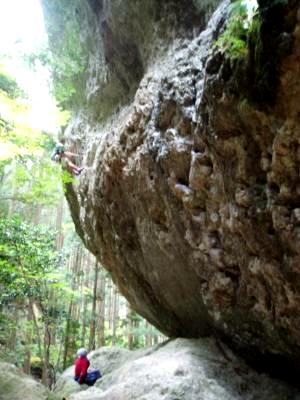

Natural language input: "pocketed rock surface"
[44,0,300,371]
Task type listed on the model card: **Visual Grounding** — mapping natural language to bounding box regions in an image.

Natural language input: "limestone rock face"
[56,0,221,121]
[54,339,300,400]
[58,0,300,371]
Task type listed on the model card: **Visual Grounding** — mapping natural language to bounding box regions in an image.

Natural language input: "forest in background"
[0,55,164,389]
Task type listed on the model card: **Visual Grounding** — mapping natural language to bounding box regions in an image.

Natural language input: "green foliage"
[215,0,254,60]
[0,66,25,99]
[30,356,43,369]
[0,71,64,207]
[0,72,47,161]
[7,154,63,206]
[0,217,76,369]
[0,313,16,354]
[61,169,75,186]
[37,0,88,110]
[0,218,60,303]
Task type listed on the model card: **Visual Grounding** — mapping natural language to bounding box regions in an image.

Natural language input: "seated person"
[74,348,101,386]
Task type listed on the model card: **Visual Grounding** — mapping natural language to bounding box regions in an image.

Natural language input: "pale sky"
[0,0,63,134]
[0,0,47,53]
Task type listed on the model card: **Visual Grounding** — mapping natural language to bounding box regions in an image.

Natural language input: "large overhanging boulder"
[53,0,300,372]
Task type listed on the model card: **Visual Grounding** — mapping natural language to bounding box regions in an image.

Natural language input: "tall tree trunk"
[97,272,106,347]
[53,338,64,387]
[89,260,98,350]
[30,300,42,358]
[62,299,73,370]
[23,303,32,374]
[145,321,152,347]
[63,244,82,369]
[8,183,18,217]
[80,252,89,348]
[33,204,42,225]
[127,305,134,350]
[55,197,64,250]
[112,287,119,345]
[108,283,113,330]
[9,305,19,351]
[42,320,51,387]
[81,292,88,348]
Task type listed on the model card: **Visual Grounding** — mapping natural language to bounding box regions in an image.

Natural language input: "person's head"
[77,348,88,357]
[55,143,65,155]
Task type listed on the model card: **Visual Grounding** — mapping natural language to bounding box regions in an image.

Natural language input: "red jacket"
[75,356,90,383]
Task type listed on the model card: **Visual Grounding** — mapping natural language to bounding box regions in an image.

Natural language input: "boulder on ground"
[0,361,58,400]
[54,339,300,400]
[53,346,134,399]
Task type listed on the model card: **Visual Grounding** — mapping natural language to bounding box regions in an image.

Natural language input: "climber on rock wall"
[51,143,84,175]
